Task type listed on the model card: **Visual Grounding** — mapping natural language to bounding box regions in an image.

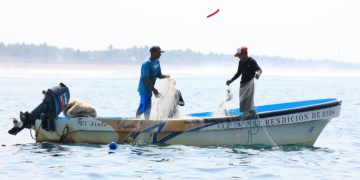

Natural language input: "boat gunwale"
[56,99,341,124]
[184,99,341,124]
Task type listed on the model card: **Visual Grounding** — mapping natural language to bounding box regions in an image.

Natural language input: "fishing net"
[229,78,278,148]
[149,77,184,120]
[239,78,255,118]
[212,86,234,117]
[137,77,278,147]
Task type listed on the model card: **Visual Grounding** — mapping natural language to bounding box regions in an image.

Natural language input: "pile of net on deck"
[62,100,97,118]
[149,77,184,120]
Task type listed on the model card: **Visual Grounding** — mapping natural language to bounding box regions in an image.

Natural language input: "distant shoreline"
[1,61,360,77]
[0,61,139,71]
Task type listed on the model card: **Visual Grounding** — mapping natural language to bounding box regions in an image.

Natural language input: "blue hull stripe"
[153,132,158,143]
[142,122,168,132]
[128,132,141,141]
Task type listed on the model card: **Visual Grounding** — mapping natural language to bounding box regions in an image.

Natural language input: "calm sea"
[0,68,359,179]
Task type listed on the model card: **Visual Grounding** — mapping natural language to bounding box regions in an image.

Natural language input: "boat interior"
[57,98,341,120]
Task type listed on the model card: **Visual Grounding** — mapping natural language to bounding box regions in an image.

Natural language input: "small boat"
[8,83,342,146]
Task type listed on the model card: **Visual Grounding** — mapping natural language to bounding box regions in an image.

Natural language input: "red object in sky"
[207,9,219,18]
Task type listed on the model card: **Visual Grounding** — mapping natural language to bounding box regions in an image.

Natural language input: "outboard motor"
[8,82,70,135]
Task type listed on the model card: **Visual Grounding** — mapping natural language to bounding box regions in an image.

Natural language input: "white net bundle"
[212,86,234,117]
[212,78,256,118]
[149,77,183,120]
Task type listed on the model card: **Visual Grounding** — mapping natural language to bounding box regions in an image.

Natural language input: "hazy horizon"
[1,61,360,78]
[1,0,360,64]
[1,41,359,64]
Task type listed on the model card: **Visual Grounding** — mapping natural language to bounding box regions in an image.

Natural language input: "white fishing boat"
[8,83,342,146]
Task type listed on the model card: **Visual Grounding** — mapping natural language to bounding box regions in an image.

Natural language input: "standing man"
[226,46,262,117]
[136,45,170,120]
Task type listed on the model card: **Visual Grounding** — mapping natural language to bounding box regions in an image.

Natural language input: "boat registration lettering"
[217,120,260,129]
[321,109,335,118]
[264,108,337,126]
[78,120,108,127]
[78,120,87,126]
[90,121,108,127]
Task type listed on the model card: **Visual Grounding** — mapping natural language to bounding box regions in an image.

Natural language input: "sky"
[0,0,359,63]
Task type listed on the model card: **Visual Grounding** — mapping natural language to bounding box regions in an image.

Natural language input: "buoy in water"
[109,142,117,150]
[127,137,134,142]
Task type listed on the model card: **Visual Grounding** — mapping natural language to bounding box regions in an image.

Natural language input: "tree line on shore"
[0,42,359,70]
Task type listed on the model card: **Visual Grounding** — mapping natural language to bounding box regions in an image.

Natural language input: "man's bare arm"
[159,74,170,79]
[144,78,161,98]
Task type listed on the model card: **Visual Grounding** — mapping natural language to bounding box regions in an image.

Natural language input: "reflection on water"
[0,136,354,179]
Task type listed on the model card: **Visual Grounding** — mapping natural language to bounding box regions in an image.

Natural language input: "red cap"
[234,46,248,57]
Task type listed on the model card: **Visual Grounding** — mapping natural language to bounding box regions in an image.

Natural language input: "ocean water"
[0,68,360,179]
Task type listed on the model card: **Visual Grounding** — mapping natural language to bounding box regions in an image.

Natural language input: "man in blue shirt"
[136,45,170,120]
